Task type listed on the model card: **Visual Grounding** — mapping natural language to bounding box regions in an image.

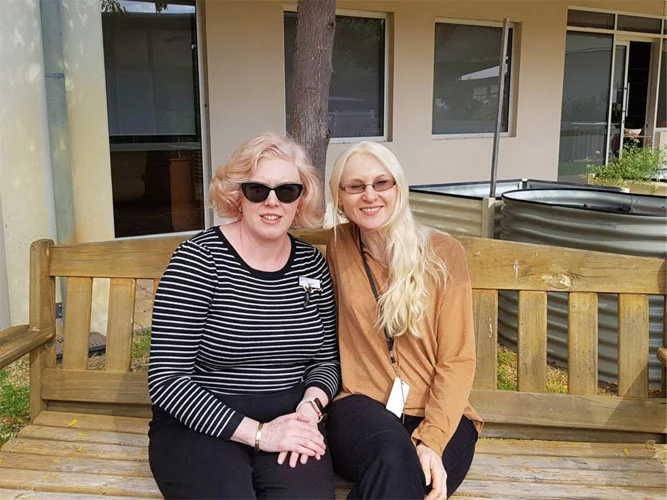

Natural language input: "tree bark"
[289,0,336,199]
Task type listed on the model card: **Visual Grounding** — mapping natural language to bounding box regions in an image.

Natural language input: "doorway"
[558,34,658,182]
[609,41,652,157]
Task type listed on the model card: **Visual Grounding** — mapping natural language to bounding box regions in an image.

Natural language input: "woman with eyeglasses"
[325,142,483,500]
[148,133,340,499]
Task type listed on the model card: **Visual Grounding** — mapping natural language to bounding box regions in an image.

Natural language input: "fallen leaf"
[76,446,83,452]
[622,448,629,455]
[77,432,90,437]
[68,419,78,428]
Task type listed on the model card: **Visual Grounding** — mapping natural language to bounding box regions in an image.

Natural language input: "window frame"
[282,7,390,143]
[566,9,667,136]
[431,17,517,140]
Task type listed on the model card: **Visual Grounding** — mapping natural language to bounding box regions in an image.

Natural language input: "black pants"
[327,394,478,499]
[149,385,335,500]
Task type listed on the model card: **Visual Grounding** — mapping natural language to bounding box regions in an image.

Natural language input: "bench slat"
[568,292,598,395]
[62,277,93,370]
[1,438,148,462]
[518,291,547,392]
[618,294,650,398]
[466,464,665,489]
[0,468,160,498]
[0,488,141,500]
[456,478,664,499]
[33,411,149,434]
[106,278,137,373]
[471,389,667,434]
[0,452,152,477]
[19,425,148,448]
[42,370,149,405]
[472,289,498,389]
[460,237,666,294]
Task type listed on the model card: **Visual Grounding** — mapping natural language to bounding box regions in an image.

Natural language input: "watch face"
[313,398,325,413]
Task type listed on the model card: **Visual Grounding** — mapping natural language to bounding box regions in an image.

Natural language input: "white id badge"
[299,276,321,290]
[386,377,410,418]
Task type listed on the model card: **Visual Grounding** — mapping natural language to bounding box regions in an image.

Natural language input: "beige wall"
[204,0,665,189]
[0,0,114,328]
[60,0,114,333]
[0,0,57,326]
[0,195,11,330]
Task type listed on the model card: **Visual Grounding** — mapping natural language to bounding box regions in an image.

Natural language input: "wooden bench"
[1,229,665,499]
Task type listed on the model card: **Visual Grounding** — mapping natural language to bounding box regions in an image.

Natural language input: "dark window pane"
[102,0,204,237]
[558,32,613,179]
[657,44,667,128]
[284,13,385,138]
[617,15,662,34]
[432,23,512,135]
[567,10,614,30]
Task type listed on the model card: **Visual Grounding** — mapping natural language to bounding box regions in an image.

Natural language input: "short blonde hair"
[329,142,447,339]
[209,132,323,229]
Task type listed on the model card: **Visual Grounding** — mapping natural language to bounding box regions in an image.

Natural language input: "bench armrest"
[658,346,667,368]
[0,324,55,369]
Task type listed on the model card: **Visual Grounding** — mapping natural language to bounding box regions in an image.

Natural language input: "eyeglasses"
[240,182,304,204]
[339,178,396,194]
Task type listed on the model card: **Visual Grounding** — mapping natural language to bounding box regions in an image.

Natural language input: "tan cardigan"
[327,223,483,456]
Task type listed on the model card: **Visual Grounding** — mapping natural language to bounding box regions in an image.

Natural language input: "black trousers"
[327,394,478,500]
[149,385,335,500]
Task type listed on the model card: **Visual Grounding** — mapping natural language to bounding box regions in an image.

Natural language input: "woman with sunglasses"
[325,142,483,500]
[148,133,339,499]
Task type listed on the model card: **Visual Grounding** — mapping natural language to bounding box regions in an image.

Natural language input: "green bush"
[587,139,666,186]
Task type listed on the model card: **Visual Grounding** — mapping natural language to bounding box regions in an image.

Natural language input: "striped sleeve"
[147,240,244,440]
[302,249,340,401]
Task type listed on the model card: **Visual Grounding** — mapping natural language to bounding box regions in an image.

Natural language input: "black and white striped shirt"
[148,226,339,440]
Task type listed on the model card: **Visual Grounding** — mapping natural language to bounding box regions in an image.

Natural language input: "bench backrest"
[28,229,666,441]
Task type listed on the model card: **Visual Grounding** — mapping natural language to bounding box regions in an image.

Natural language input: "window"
[566,10,614,30]
[284,12,386,140]
[617,15,662,35]
[432,21,513,135]
[102,0,205,237]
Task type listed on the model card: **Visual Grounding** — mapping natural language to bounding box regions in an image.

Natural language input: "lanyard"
[358,232,396,365]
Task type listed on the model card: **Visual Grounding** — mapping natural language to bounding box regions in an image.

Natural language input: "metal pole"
[490,18,510,198]
[40,0,75,245]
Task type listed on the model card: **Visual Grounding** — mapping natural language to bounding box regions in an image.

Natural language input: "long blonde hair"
[329,142,448,339]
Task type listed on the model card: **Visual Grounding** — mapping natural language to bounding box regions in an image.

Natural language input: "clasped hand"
[417,443,447,500]
[259,405,324,468]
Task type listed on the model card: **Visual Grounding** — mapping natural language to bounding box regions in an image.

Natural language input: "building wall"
[0,0,56,327]
[204,0,665,188]
[0,0,114,327]
[0,195,11,330]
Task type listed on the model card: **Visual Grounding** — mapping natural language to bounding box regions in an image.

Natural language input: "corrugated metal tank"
[409,179,619,238]
[498,189,666,385]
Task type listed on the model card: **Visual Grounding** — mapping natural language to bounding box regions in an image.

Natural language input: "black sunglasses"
[240,182,304,204]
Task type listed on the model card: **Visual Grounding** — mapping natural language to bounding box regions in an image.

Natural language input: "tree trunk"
[289,0,336,199]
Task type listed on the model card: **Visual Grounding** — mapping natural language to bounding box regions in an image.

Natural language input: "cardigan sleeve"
[411,238,476,456]
[147,240,244,440]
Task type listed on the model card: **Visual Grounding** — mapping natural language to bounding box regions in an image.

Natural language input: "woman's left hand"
[416,443,447,500]
[277,403,322,468]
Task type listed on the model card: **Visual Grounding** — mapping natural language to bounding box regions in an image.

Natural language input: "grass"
[497,345,568,393]
[0,357,30,446]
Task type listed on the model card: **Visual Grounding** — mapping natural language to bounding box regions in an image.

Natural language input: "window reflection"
[102,0,204,237]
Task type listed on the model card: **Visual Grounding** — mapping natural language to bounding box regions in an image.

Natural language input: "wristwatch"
[297,396,325,422]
